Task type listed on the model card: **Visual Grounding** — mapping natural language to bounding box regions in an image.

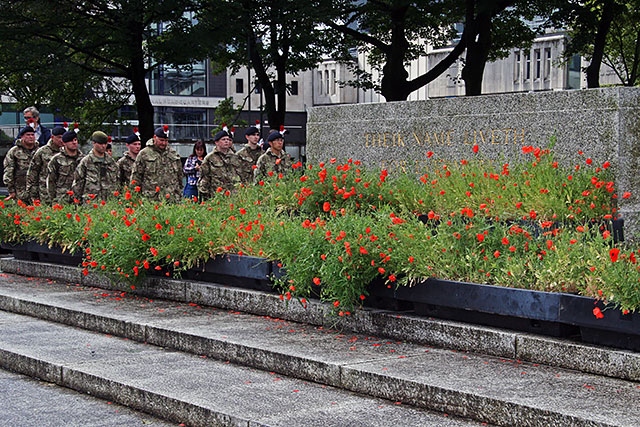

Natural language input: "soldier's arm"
[46,160,58,202]
[71,160,86,202]
[197,160,211,198]
[130,156,142,187]
[26,152,42,201]
[3,149,16,196]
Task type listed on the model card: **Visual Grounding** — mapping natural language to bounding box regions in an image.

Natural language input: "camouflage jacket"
[116,152,136,188]
[47,150,84,204]
[130,140,183,202]
[235,144,263,184]
[254,148,294,183]
[26,141,63,204]
[71,151,119,203]
[3,139,37,201]
[197,148,241,198]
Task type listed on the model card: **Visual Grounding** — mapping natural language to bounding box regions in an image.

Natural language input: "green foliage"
[1,141,638,315]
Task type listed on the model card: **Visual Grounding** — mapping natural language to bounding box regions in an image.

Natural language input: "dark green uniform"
[3,139,37,202]
[236,144,263,184]
[254,148,294,183]
[197,148,242,198]
[130,139,183,202]
[71,152,119,203]
[26,140,63,204]
[47,150,85,204]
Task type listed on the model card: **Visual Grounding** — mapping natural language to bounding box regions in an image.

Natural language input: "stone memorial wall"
[306,87,640,235]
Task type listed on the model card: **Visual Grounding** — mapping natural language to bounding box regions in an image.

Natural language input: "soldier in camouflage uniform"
[254,131,294,183]
[47,131,84,204]
[236,125,263,184]
[3,126,38,202]
[71,131,118,203]
[130,126,183,202]
[197,130,242,198]
[26,126,66,204]
[117,132,142,187]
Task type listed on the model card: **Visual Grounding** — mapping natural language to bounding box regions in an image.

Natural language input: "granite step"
[0,310,486,427]
[0,261,639,426]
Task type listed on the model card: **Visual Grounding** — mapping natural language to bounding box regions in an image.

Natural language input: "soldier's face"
[216,136,233,152]
[52,134,64,148]
[21,132,36,148]
[270,137,284,152]
[93,141,108,156]
[64,138,78,153]
[154,135,169,150]
[128,141,142,155]
[245,132,260,146]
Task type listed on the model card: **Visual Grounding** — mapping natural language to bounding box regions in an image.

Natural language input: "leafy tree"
[324,0,467,101]
[603,0,640,86]
[460,0,551,95]
[554,0,639,87]
[0,0,199,140]
[195,0,339,128]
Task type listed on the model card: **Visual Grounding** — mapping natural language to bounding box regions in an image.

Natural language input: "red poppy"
[609,248,620,263]
[592,307,604,319]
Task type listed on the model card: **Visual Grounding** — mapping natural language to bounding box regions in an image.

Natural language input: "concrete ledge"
[2,257,639,385]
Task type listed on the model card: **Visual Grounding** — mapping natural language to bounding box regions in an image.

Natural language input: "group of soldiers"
[3,107,295,206]
[197,123,294,198]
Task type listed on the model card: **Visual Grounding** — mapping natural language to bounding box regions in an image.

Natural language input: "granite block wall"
[307,87,640,236]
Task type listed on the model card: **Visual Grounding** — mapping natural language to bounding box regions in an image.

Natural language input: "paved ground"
[0,368,177,426]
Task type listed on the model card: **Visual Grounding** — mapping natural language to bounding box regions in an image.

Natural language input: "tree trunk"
[586,0,616,88]
[462,5,492,96]
[130,57,154,142]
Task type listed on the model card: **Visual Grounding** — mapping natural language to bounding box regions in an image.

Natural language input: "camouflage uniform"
[71,152,119,203]
[235,144,263,184]
[197,147,242,198]
[3,139,37,202]
[26,140,63,204]
[47,150,84,204]
[254,148,294,183]
[130,138,183,202]
[116,152,136,187]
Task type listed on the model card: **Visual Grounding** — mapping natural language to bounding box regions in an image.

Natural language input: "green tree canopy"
[0,0,199,140]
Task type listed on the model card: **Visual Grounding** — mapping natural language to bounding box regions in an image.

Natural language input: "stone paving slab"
[0,311,490,427]
[0,271,639,426]
[0,368,175,426]
[2,260,640,384]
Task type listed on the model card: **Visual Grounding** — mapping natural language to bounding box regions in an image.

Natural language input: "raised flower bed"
[0,143,638,351]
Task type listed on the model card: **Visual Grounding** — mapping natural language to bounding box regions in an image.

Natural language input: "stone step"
[0,310,485,427]
[0,260,639,426]
[0,368,174,426]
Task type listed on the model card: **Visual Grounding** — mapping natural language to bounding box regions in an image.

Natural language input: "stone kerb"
[306,87,640,235]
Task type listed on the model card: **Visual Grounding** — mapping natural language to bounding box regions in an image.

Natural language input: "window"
[544,48,552,80]
[514,51,521,82]
[324,70,329,95]
[290,80,298,96]
[524,51,531,81]
[318,71,323,94]
[236,79,244,93]
[331,70,336,95]
[149,61,207,97]
[534,49,541,80]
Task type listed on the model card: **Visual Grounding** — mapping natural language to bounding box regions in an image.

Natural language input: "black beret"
[213,130,232,141]
[51,126,66,136]
[267,132,284,142]
[18,126,35,137]
[154,126,169,138]
[62,131,77,143]
[125,133,140,144]
[244,126,260,136]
